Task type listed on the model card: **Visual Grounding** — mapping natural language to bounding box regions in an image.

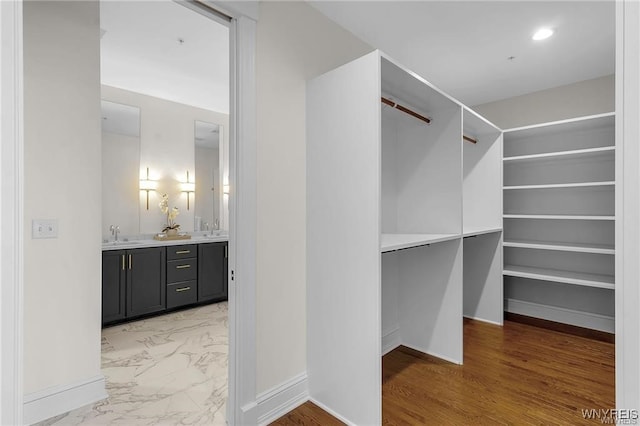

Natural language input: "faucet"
[109,225,120,242]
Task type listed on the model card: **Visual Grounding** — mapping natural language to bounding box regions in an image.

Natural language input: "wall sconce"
[139,167,157,210]
[181,170,195,210]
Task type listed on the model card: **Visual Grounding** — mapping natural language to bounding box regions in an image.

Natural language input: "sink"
[194,233,227,240]
[102,240,141,246]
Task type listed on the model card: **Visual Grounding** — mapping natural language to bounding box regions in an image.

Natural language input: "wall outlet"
[32,219,58,239]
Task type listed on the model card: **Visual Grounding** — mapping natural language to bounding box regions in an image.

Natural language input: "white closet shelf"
[503,146,615,163]
[380,233,460,253]
[503,214,615,221]
[503,181,615,190]
[503,265,615,290]
[503,240,615,255]
[462,227,502,238]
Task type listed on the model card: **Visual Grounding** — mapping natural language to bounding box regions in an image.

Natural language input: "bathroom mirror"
[101,100,141,238]
[194,120,224,231]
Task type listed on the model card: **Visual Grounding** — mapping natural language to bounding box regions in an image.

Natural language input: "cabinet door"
[197,242,227,302]
[126,247,166,317]
[102,250,126,325]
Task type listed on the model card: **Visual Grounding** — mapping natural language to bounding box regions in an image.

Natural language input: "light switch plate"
[32,219,58,239]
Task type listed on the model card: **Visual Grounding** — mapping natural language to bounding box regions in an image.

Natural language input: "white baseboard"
[401,342,463,365]
[463,315,503,326]
[381,328,401,356]
[308,397,356,426]
[256,372,309,426]
[23,375,107,425]
[505,298,615,333]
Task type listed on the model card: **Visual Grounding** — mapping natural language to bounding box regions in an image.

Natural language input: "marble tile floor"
[38,302,228,426]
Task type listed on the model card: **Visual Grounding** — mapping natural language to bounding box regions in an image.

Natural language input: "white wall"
[101,85,229,234]
[255,0,372,394]
[474,74,614,129]
[23,0,102,397]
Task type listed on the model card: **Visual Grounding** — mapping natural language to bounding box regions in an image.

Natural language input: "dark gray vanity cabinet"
[127,247,166,317]
[198,242,228,302]
[102,246,165,325]
[102,250,126,324]
[166,245,198,309]
[103,241,227,326]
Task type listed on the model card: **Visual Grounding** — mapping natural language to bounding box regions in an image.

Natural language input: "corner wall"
[473,74,614,129]
[255,1,371,394]
[22,1,105,422]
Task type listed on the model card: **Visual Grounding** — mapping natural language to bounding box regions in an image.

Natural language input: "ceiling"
[100,1,229,113]
[309,1,615,106]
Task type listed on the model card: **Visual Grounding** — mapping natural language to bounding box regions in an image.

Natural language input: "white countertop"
[102,233,228,251]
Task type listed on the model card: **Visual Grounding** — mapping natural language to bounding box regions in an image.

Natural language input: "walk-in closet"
[307,50,505,425]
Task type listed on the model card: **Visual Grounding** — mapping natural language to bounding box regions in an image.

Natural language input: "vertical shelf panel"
[397,240,463,363]
[307,51,381,425]
[463,108,503,234]
[464,233,503,325]
[462,108,503,326]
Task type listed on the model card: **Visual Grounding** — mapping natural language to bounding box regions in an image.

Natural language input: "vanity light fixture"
[139,167,158,210]
[181,170,196,210]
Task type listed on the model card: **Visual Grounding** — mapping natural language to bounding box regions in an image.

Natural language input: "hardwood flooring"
[272,319,615,425]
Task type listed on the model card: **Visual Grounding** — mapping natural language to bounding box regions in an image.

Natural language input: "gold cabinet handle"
[176,250,191,254]
[128,254,132,270]
[122,254,125,270]
[176,264,191,269]
[175,286,191,292]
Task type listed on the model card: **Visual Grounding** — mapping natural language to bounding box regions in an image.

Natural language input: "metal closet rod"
[380,96,478,144]
[381,96,431,124]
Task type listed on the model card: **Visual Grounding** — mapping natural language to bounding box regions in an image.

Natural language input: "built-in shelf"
[503,240,615,255]
[503,214,615,221]
[503,265,615,290]
[462,227,502,238]
[503,146,615,163]
[380,233,460,253]
[503,181,615,191]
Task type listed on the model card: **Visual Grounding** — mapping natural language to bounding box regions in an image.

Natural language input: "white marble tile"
[37,302,228,426]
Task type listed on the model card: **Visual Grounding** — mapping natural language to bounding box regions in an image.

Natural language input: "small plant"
[159,194,180,232]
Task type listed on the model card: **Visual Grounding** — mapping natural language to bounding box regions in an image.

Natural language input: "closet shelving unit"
[307,51,503,425]
[502,113,615,332]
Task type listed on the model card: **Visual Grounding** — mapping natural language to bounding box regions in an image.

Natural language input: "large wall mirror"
[101,100,141,237]
[194,120,225,232]
[101,86,229,238]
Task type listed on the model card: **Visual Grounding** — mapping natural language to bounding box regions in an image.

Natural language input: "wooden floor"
[272,319,615,425]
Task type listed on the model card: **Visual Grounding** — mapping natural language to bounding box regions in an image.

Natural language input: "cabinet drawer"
[167,281,197,309]
[167,258,197,283]
[167,245,197,260]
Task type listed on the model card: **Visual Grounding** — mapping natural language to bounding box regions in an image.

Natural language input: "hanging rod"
[381,97,431,124]
[381,96,478,144]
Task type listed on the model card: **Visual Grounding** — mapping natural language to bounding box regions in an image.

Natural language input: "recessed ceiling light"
[532,28,554,41]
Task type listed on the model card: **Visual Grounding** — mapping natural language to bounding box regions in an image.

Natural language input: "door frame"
[0,0,258,424]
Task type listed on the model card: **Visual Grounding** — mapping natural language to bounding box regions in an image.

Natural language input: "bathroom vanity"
[101,236,228,326]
